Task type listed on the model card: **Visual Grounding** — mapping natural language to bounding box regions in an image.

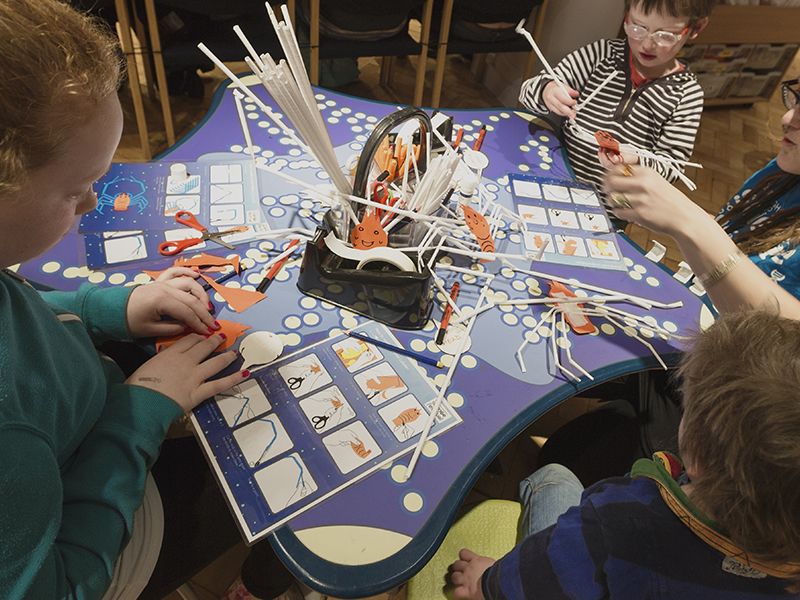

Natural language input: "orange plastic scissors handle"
[158,210,208,255]
[158,236,203,256]
[372,181,389,204]
[174,210,208,232]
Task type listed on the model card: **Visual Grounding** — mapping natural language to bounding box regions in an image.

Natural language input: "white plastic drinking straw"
[515,20,571,99]
[404,284,491,479]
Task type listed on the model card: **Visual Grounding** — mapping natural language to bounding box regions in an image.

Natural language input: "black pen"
[202,266,246,291]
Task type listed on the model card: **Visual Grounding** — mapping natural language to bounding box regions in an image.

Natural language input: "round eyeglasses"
[782,79,800,111]
[623,19,689,48]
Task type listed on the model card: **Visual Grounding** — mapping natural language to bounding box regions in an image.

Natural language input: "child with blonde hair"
[450,310,800,599]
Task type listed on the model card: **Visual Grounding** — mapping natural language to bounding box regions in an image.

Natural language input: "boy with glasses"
[520,0,715,191]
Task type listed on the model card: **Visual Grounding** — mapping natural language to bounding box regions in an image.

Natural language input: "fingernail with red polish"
[212,320,221,330]
[208,301,215,312]
[219,332,227,340]
[241,369,251,377]
[207,326,215,333]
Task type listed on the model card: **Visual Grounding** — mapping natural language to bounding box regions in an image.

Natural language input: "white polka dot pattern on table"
[391,465,408,483]
[601,323,616,335]
[422,441,439,458]
[403,492,423,512]
[299,312,319,327]
[447,392,464,408]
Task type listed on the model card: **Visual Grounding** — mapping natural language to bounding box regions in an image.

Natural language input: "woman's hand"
[598,148,639,169]
[542,80,579,120]
[126,332,245,412]
[450,548,494,600]
[603,165,706,237]
[127,267,216,338]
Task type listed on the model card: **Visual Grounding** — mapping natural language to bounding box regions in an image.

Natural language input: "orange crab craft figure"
[594,130,620,157]
[548,280,597,335]
[350,211,388,249]
[460,204,495,255]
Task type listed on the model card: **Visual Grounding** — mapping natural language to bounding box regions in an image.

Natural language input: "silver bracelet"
[696,250,745,289]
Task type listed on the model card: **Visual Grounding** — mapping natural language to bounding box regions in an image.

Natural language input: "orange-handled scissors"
[158,210,248,256]
[372,173,390,219]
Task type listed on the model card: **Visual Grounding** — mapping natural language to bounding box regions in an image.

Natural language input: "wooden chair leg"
[310,0,320,85]
[114,0,151,159]
[130,1,156,99]
[471,54,488,80]
[286,0,296,27]
[380,56,394,87]
[430,0,455,108]
[144,0,175,146]
[413,0,434,106]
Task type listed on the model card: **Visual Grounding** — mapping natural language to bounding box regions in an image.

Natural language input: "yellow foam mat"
[406,500,522,600]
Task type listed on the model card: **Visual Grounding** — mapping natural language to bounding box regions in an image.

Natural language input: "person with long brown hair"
[605,77,800,318]
[534,78,800,488]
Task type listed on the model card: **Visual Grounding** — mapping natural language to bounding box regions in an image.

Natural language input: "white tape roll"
[324,232,417,272]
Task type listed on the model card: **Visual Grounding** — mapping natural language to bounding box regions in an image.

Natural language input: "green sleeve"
[0,385,181,599]
[40,284,135,343]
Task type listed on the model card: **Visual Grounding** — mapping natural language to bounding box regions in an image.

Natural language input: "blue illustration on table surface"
[191,320,461,543]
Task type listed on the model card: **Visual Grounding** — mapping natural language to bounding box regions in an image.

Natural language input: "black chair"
[127,0,298,150]
[427,0,550,107]
[306,0,435,106]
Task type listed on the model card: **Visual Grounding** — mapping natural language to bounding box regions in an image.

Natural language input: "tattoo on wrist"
[135,377,162,383]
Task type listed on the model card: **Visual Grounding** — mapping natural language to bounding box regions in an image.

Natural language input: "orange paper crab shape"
[155,319,251,353]
[547,280,597,335]
[594,130,620,155]
[460,204,495,255]
[350,211,389,249]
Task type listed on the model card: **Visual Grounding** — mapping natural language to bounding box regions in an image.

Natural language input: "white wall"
[482,0,626,106]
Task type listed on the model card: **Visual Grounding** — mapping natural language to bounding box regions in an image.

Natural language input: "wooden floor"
[129,52,797,599]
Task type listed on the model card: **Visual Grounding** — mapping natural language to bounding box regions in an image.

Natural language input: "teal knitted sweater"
[0,271,182,599]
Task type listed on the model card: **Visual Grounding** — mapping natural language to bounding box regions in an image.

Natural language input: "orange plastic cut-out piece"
[350,211,389,249]
[548,280,597,335]
[461,204,495,255]
[155,319,251,352]
[594,130,620,155]
[200,274,265,313]
[176,253,240,273]
[142,269,167,281]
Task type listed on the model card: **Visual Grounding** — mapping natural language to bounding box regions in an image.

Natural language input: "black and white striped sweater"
[520,38,704,189]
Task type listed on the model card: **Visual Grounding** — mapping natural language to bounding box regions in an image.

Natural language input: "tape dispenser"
[296,107,442,329]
